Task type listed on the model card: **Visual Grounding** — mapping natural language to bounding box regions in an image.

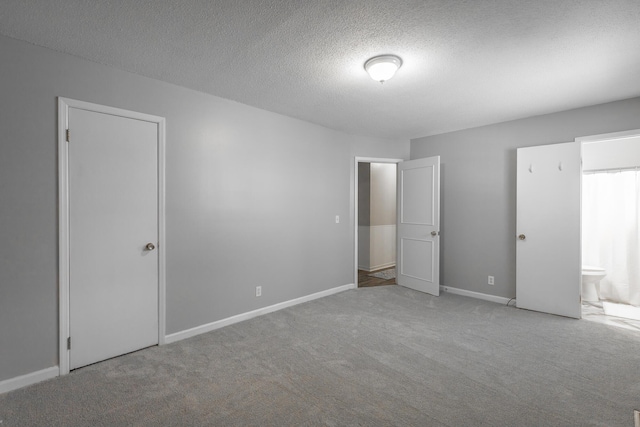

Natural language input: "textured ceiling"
[1,0,639,139]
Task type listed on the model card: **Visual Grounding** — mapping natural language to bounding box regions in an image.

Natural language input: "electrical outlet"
[488,276,495,285]
[335,215,340,223]
[256,286,262,297]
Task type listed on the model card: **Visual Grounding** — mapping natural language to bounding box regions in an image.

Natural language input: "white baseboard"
[165,283,357,344]
[369,262,395,272]
[0,366,59,395]
[440,285,513,305]
[359,263,396,273]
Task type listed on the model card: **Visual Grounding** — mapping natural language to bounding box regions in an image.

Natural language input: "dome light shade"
[364,55,402,83]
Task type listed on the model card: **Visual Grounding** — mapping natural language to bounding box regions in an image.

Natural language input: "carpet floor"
[1,286,639,426]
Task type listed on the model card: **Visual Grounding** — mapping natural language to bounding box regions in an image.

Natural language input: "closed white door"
[68,107,159,369]
[516,142,582,318]
[396,156,440,295]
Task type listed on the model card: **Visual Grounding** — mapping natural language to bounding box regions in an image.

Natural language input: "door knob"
[145,243,156,251]
[431,231,438,236]
[518,234,526,241]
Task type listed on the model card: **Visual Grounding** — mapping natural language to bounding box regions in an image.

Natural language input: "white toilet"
[582,266,606,302]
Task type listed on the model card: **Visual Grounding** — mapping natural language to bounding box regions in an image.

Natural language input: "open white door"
[516,142,581,318]
[396,156,440,295]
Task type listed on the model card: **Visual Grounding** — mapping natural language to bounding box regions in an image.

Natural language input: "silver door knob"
[431,231,438,236]
[518,234,526,241]
[145,243,156,251]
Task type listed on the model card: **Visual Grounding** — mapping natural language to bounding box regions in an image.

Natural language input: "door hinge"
[67,337,71,350]
[66,129,70,142]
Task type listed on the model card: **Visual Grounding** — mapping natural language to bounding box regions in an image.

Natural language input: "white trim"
[354,157,403,287]
[57,98,70,375]
[165,283,356,344]
[440,285,512,305]
[367,262,396,272]
[57,97,167,374]
[575,129,640,143]
[157,117,167,345]
[0,367,59,395]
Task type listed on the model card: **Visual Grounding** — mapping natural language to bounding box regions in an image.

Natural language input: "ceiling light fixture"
[364,55,402,83]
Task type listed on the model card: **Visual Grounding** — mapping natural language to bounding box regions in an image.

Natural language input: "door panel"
[397,156,440,295]
[401,167,434,224]
[69,107,159,369]
[516,142,581,318]
[400,238,434,281]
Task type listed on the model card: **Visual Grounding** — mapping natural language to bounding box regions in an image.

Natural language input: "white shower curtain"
[582,170,640,306]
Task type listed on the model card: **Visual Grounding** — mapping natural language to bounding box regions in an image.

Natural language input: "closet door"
[68,106,159,369]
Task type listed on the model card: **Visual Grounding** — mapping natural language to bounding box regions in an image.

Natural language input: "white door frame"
[575,128,640,316]
[353,157,403,286]
[575,128,640,144]
[58,97,166,375]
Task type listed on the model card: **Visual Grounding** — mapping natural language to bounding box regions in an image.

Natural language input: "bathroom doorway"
[579,131,640,331]
[356,159,399,288]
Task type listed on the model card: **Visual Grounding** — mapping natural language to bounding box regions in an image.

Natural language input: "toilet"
[582,266,606,302]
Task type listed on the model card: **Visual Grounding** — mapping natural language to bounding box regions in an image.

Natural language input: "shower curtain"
[582,170,640,306]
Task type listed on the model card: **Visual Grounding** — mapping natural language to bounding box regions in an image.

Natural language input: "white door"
[68,107,159,369]
[516,142,582,318]
[396,156,440,295]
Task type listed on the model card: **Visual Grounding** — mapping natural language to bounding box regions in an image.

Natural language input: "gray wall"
[0,34,409,382]
[410,97,640,299]
[357,163,371,270]
[357,163,371,226]
[370,163,396,226]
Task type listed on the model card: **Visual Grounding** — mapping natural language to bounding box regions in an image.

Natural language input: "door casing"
[58,97,166,375]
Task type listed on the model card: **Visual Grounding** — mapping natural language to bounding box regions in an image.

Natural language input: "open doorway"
[578,131,640,331]
[355,158,401,288]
